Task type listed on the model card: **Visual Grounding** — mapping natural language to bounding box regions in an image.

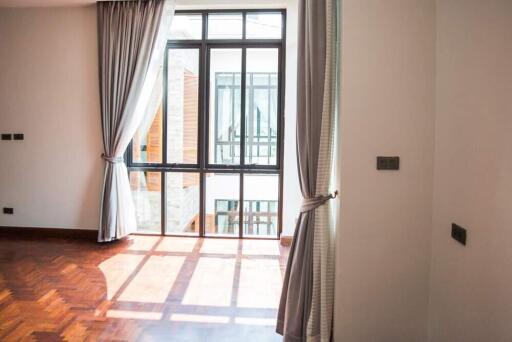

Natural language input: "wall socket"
[3,207,14,215]
[1,133,24,140]
[377,156,400,170]
[451,223,467,246]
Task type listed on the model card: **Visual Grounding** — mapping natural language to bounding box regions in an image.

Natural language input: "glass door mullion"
[161,170,166,235]
[239,47,247,238]
[161,46,169,236]
[199,13,208,237]
[239,173,244,239]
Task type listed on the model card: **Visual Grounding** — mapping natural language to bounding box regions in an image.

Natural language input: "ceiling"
[0,0,287,9]
[0,0,96,7]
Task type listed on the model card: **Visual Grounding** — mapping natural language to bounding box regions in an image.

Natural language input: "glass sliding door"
[130,171,162,234]
[245,48,279,166]
[243,174,279,237]
[205,173,240,236]
[167,48,200,165]
[209,48,242,166]
[165,172,200,235]
[163,46,201,236]
[127,10,285,239]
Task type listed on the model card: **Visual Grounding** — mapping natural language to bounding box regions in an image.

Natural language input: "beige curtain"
[97,0,166,242]
[277,0,339,340]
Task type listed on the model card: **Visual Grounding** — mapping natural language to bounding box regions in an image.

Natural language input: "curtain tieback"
[101,153,124,164]
[300,190,338,213]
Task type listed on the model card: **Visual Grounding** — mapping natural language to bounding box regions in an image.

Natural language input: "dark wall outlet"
[451,223,467,245]
[3,207,14,215]
[1,133,12,140]
[13,133,24,140]
[377,156,400,170]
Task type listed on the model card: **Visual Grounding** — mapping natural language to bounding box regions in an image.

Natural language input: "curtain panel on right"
[277,0,339,341]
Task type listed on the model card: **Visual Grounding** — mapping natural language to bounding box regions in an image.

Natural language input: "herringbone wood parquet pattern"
[0,234,288,342]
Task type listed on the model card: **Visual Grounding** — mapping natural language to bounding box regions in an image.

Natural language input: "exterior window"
[214,200,240,234]
[127,10,285,238]
[209,49,242,165]
[244,200,278,236]
[215,199,277,236]
[215,72,278,165]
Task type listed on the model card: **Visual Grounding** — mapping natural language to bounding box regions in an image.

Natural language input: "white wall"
[0,2,299,234]
[335,1,435,341]
[428,1,512,341]
[0,5,102,230]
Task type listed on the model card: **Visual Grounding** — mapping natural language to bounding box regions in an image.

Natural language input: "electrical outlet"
[3,207,14,215]
[1,133,12,141]
[13,133,24,140]
[377,156,400,170]
[451,223,467,246]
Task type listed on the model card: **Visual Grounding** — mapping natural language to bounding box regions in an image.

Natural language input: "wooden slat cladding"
[147,104,163,164]
[130,104,162,192]
[147,105,163,191]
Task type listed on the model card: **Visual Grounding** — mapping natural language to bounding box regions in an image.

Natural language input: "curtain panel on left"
[97,0,173,242]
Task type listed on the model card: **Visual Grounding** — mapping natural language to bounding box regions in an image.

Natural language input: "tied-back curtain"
[277,0,338,340]
[97,0,168,242]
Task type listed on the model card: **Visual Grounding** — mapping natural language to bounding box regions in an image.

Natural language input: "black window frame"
[127,9,286,240]
[214,71,278,166]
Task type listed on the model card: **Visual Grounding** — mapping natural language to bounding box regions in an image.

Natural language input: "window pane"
[166,172,200,235]
[245,49,279,166]
[169,14,202,40]
[167,49,199,164]
[252,73,270,86]
[243,174,279,237]
[205,173,240,236]
[209,49,242,165]
[246,13,282,39]
[132,83,163,163]
[208,13,242,39]
[130,172,161,233]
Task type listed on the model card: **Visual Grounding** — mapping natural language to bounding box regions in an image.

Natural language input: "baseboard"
[0,226,290,243]
[0,226,98,240]
[280,235,293,246]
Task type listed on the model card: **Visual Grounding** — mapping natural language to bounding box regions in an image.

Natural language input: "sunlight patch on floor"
[118,255,185,303]
[98,253,145,300]
[200,239,239,254]
[242,239,281,256]
[182,257,236,306]
[156,237,197,253]
[106,309,163,320]
[237,258,282,308]
[126,235,161,251]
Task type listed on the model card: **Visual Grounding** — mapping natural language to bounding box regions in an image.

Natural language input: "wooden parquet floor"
[0,234,289,342]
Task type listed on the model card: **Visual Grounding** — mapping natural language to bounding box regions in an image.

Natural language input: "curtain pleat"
[277,0,338,341]
[97,0,166,242]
